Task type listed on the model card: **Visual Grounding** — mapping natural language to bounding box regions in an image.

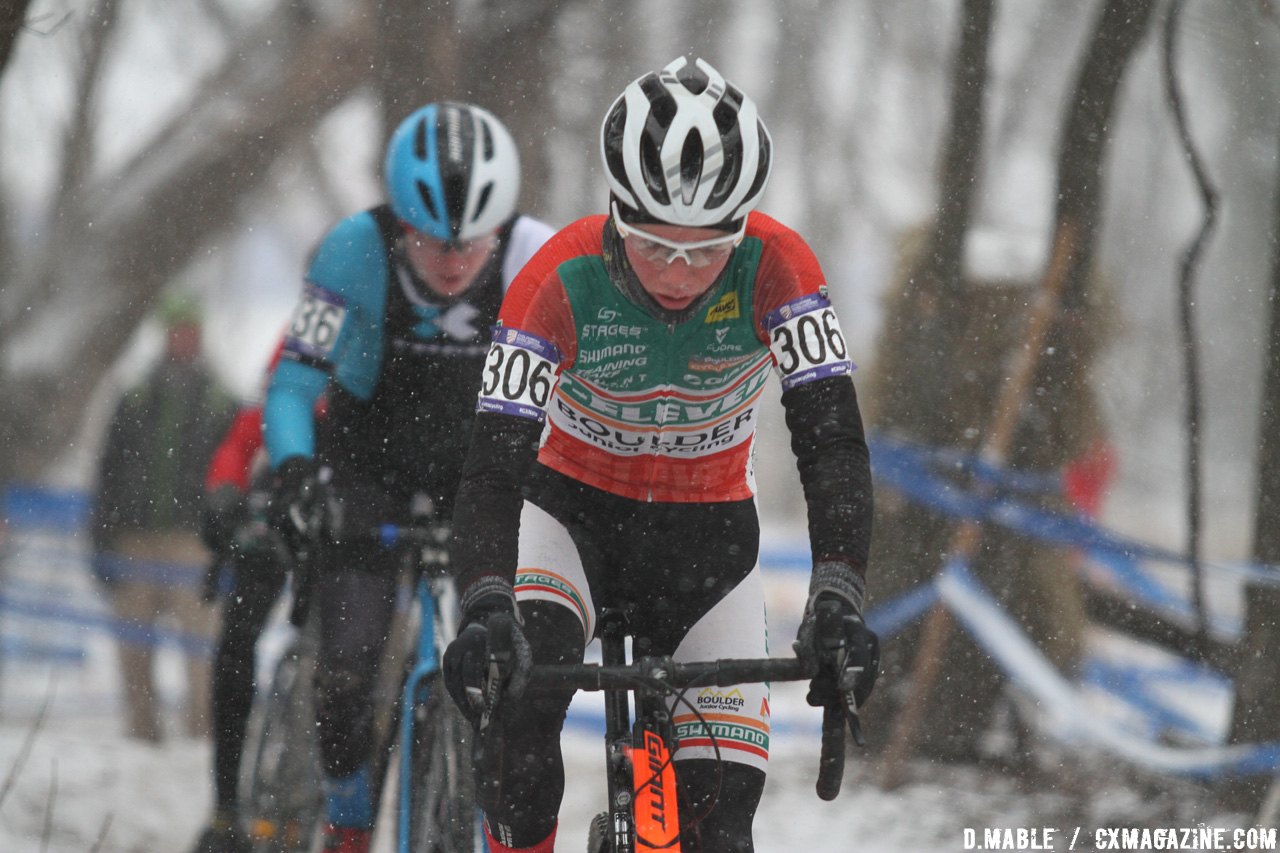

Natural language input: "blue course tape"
[1082,658,1221,745]
[937,558,1280,778]
[90,553,207,588]
[2,485,90,532]
[0,592,215,658]
[864,581,938,640]
[1,635,86,664]
[870,434,1280,589]
[1084,546,1242,640]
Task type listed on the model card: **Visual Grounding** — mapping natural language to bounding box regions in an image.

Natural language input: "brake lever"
[836,663,867,747]
[479,612,515,732]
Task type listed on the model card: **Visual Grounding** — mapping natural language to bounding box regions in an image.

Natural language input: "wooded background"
[2,0,1279,797]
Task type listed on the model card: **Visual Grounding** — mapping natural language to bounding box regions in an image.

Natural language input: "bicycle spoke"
[404,676,478,852]
[241,637,324,853]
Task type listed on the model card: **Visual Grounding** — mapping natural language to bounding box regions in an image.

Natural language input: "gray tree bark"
[0,0,35,79]
[1225,131,1280,812]
[0,4,379,485]
[0,0,580,488]
[866,0,1156,765]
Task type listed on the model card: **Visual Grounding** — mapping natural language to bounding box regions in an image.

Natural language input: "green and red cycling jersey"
[478,212,856,503]
[450,211,874,599]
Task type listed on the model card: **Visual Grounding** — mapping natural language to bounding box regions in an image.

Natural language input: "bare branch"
[6,0,128,328]
[0,0,37,76]
[41,758,55,853]
[87,813,113,853]
[0,684,53,809]
[55,0,123,202]
[0,6,378,483]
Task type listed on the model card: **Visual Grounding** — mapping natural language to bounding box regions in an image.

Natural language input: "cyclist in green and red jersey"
[444,57,879,853]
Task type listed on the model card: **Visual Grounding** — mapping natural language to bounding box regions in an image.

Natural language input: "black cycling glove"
[443,578,532,726]
[794,561,880,710]
[268,457,320,552]
[201,484,245,558]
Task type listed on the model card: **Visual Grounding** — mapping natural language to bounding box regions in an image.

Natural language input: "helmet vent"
[640,77,676,128]
[415,180,439,220]
[679,132,704,204]
[713,93,741,134]
[638,133,669,206]
[674,60,710,95]
[473,183,493,222]
[443,168,467,236]
[740,132,772,210]
[413,119,429,161]
[481,122,495,160]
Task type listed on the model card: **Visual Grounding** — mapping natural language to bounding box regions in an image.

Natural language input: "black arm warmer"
[780,375,874,579]
[449,412,545,603]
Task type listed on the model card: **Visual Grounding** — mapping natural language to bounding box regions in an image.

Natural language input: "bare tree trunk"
[0,7,378,486]
[877,0,994,448]
[0,0,35,370]
[376,0,458,144]
[0,0,35,79]
[860,0,998,760]
[1224,131,1280,812]
[461,1,562,220]
[1053,0,1156,312]
[867,0,1155,766]
[373,0,561,220]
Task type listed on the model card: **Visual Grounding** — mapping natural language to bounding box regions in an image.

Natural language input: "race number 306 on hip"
[476,326,561,422]
[765,293,854,392]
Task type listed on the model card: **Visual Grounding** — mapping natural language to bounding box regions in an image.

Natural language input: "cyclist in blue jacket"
[195,103,554,853]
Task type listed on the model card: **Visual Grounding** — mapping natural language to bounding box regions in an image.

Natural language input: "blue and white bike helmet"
[385,102,521,241]
[601,57,772,230]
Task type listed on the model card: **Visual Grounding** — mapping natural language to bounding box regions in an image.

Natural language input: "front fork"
[599,615,683,853]
[397,577,439,852]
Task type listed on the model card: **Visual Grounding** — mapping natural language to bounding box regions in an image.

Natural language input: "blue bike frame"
[391,533,486,853]
[397,574,441,851]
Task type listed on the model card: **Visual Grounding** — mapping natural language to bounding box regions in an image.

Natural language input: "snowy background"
[3,0,1280,851]
[0,517,1272,852]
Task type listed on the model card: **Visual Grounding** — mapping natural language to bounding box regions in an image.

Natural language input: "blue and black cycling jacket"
[263,204,554,512]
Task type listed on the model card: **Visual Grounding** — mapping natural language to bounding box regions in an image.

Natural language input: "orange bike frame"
[628,728,681,851]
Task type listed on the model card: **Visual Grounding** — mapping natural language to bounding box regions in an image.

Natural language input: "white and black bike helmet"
[601,57,772,229]
[384,102,521,241]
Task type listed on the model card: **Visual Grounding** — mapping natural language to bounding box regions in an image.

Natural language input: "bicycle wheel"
[403,673,479,852]
[240,637,325,852]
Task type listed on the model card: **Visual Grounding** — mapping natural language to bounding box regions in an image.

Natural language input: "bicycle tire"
[404,674,479,852]
[240,638,325,853]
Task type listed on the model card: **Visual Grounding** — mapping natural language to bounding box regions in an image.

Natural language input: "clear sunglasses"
[612,201,744,268]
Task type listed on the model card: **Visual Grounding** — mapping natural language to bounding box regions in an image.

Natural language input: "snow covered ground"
[0,518,1271,852]
[0,699,1264,853]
